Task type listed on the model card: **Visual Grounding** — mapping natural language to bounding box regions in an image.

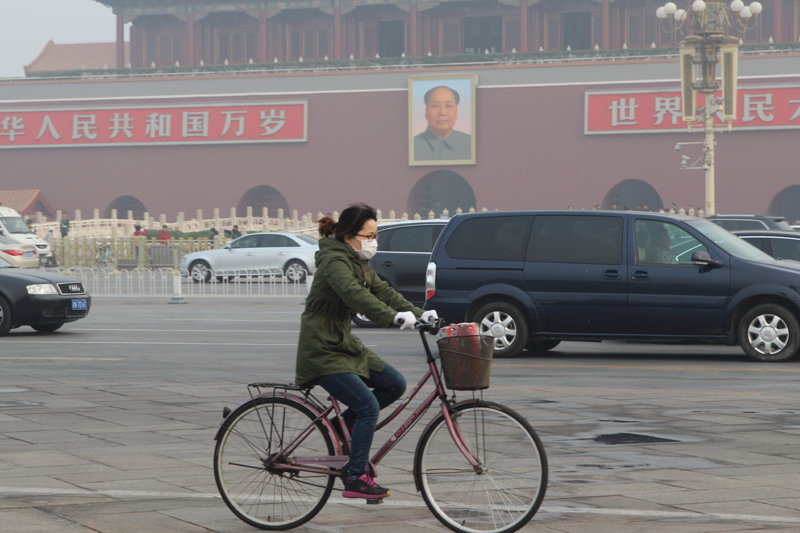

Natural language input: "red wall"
[1,78,798,220]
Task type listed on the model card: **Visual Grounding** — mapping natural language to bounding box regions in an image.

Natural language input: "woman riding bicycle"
[295,203,437,500]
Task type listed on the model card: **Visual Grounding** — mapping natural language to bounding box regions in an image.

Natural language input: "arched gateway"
[407,170,476,217]
[104,195,148,220]
[237,185,290,216]
[768,185,800,224]
[602,179,664,211]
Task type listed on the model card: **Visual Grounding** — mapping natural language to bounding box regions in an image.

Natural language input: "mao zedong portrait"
[413,86,472,162]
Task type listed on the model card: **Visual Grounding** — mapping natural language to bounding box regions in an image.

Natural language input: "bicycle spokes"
[214,397,335,530]
[415,402,547,533]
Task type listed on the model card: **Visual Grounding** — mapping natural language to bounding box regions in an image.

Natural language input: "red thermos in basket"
[435,323,494,390]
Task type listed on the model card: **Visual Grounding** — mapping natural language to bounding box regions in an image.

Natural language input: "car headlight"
[27,284,58,295]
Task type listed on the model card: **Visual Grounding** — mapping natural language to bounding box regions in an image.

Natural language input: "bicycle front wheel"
[214,396,335,530]
[415,401,547,533]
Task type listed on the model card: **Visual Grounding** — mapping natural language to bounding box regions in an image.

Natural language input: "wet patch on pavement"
[592,432,680,445]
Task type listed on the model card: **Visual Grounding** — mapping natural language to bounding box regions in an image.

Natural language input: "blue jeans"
[315,364,406,480]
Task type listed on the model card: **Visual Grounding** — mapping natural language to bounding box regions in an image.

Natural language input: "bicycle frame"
[238,327,481,479]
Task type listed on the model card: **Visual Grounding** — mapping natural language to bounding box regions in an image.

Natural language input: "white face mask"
[354,238,378,260]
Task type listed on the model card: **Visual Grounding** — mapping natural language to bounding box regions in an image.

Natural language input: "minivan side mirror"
[692,251,722,268]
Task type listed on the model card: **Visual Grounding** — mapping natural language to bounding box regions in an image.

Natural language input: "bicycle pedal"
[366,498,384,505]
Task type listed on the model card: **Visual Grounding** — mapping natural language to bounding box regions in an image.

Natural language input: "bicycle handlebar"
[396,317,445,333]
[415,317,447,335]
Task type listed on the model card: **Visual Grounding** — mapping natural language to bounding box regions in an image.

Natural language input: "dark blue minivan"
[423,211,800,362]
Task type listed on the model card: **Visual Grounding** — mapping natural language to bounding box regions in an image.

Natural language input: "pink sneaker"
[342,471,389,499]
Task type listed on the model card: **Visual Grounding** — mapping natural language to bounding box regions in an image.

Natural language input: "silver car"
[179,232,318,283]
[0,236,40,269]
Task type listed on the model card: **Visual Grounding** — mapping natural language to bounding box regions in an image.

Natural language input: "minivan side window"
[772,238,800,261]
[377,229,395,252]
[527,216,623,265]
[738,237,767,253]
[635,220,707,265]
[713,219,766,231]
[446,216,533,261]
[737,220,768,230]
[381,225,443,253]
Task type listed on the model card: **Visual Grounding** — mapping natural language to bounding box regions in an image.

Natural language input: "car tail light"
[425,262,436,301]
[2,250,23,256]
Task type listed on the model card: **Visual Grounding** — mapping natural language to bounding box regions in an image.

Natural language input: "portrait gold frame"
[408,74,477,166]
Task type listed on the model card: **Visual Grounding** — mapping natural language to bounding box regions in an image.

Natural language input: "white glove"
[394,311,416,329]
[420,310,438,324]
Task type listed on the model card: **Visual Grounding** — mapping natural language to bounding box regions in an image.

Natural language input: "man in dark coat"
[60,213,70,238]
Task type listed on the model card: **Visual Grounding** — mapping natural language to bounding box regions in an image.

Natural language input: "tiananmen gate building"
[3,0,800,222]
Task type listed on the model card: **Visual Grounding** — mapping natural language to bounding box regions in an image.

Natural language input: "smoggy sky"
[0,0,127,79]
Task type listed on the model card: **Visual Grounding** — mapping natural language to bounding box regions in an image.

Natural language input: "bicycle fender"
[214,392,343,456]
[412,398,482,493]
[214,391,306,440]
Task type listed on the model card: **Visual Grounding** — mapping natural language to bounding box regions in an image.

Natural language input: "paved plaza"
[1,297,800,532]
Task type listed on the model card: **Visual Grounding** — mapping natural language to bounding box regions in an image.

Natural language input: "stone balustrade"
[29,205,701,239]
[29,206,486,239]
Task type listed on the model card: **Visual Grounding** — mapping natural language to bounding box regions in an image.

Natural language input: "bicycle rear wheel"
[214,396,335,530]
[415,401,547,533]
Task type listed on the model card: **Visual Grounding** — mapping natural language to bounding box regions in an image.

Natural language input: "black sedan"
[733,230,800,262]
[0,257,91,334]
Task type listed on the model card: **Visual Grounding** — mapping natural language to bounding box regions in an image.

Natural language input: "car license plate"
[25,251,35,257]
[71,299,87,311]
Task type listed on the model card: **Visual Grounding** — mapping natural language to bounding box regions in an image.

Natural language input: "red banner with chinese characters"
[585,86,800,134]
[0,101,307,149]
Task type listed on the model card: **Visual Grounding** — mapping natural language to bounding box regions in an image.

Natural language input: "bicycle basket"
[436,323,494,390]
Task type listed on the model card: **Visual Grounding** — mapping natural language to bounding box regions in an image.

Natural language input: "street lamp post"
[656,0,762,216]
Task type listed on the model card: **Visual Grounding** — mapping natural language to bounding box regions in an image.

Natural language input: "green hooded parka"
[295,237,423,386]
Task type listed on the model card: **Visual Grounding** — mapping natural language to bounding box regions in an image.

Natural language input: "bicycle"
[213,319,548,533]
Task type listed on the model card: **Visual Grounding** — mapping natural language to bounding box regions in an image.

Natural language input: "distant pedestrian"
[231,225,242,239]
[209,227,219,239]
[158,225,172,244]
[60,213,70,237]
[44,228,57,267]
[133,224,148,237]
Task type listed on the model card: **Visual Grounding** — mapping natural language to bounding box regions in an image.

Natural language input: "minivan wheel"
[475,302,529,358]
[527,339,561,353]
[738,304,800,362]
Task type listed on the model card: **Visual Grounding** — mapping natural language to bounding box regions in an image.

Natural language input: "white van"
[0,207,51,262]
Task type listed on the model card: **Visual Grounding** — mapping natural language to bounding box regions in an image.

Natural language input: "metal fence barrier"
[52,238,224,270]
[47,268,311,298]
